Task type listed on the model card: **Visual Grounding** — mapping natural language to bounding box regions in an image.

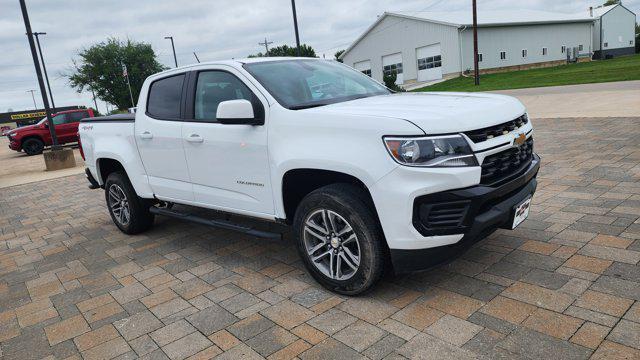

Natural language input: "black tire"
[22,138,44,156]
[104,171,154,234]
[293,183,385,295]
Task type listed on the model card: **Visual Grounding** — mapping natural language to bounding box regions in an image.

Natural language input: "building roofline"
[592,3,636,18]
[469,18,595,27]
[339,11,595,60]
[339,12,458,60]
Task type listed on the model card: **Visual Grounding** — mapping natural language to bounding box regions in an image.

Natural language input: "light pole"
[27,89,37,109]
[33,32,56,111]
[19,0,59,149]
[472,0,480,86]
[164,36,178,67]
[291,0,301,56]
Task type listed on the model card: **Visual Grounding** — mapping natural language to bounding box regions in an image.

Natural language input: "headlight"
[384,135,477,167]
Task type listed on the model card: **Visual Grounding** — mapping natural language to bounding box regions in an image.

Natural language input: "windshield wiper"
[289,103,329,110]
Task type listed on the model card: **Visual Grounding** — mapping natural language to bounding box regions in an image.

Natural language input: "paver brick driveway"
[1,117,639,360]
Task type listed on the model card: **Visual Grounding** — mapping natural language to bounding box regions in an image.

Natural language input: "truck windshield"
[244,60,390,110]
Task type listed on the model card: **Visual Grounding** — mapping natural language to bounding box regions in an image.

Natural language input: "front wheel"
[104,171,154,234]
[293,184,386,295]
[22,138,44,155]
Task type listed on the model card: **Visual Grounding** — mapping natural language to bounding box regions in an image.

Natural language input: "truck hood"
[309,92,526,134]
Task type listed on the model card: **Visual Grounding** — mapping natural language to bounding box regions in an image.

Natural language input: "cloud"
[0,0,638,112]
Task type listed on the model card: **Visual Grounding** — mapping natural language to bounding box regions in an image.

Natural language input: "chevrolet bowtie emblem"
[514,133,526,146]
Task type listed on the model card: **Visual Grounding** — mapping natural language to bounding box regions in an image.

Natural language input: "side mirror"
[43,122,49,128]
[216,99,263,125]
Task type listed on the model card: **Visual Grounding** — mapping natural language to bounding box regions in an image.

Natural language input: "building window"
[542,47,548,56]
[521,49,527,58]
[604,42,608,48]
[478,53,483,62]
[500,51,506,60]
[417,55,442,70]
[361,69,371,77]
[561,45,566,53]
[578,44,584,51]
[383,63,403,76]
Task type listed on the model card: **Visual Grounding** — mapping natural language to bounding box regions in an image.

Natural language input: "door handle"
[186,133,204,143]
[139,131,153,140]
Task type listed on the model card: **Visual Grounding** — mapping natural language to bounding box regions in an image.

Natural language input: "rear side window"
[67,111,89,122]
[147,74,185,119]
[52,114,68,125]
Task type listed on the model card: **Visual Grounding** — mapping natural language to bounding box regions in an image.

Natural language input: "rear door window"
[147,74,185,119]
[67,111,89,123]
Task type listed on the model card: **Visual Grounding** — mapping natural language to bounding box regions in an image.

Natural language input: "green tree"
[248,44,317,58]
[334,49,345,62]
[67,38,166,110]
[603,0,620,6]
[383,72,404,92]
[636,23,640,53]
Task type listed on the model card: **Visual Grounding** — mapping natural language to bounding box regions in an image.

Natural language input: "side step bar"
[149,207,282,240]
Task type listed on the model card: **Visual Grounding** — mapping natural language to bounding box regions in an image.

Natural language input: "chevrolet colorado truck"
[79,58,539,295]
[7,108,95,155]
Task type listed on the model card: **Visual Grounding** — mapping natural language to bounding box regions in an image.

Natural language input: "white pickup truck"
[79,58,539,294]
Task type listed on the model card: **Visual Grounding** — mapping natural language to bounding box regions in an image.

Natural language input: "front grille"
[417,200,470,231]
[465,114,528,143]
[481,137,534,186]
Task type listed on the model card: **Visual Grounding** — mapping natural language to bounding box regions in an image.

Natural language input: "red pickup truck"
[7,108,94,156]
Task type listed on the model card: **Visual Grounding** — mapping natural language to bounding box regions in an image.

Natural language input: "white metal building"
[587,4,636,58]
[340,10,595,86]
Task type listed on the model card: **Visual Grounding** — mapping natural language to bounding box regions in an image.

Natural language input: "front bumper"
[390,154,540,273]
[8,139,20,151]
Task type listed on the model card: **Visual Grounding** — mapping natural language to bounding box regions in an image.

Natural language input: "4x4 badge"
[514,133,526,146]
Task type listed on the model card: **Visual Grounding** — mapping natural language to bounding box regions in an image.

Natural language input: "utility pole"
[472,0,480,86]
[27,90,37,109]
[193,52,200,63]
[291,0,301,56]
[33,32,56,111]
[259,37,273,56]
[19,0,59,149]
[164,36,178,67]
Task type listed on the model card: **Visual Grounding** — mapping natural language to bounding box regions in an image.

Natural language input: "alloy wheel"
[108,184,131,226]
[303,209,361,280]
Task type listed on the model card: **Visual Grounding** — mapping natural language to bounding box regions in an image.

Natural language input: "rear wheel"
[105,171,155,234]
[22,138,44,156]
[293,184,385,295]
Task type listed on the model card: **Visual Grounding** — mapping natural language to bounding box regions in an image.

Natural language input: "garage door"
[417,44,442,82]
[354,60,372,77]
[382,53,403,85]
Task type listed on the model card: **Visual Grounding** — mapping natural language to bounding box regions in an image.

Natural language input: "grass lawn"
[413,54,640,92]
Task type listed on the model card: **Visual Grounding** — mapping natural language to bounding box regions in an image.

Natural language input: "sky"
[1,0,638,113]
